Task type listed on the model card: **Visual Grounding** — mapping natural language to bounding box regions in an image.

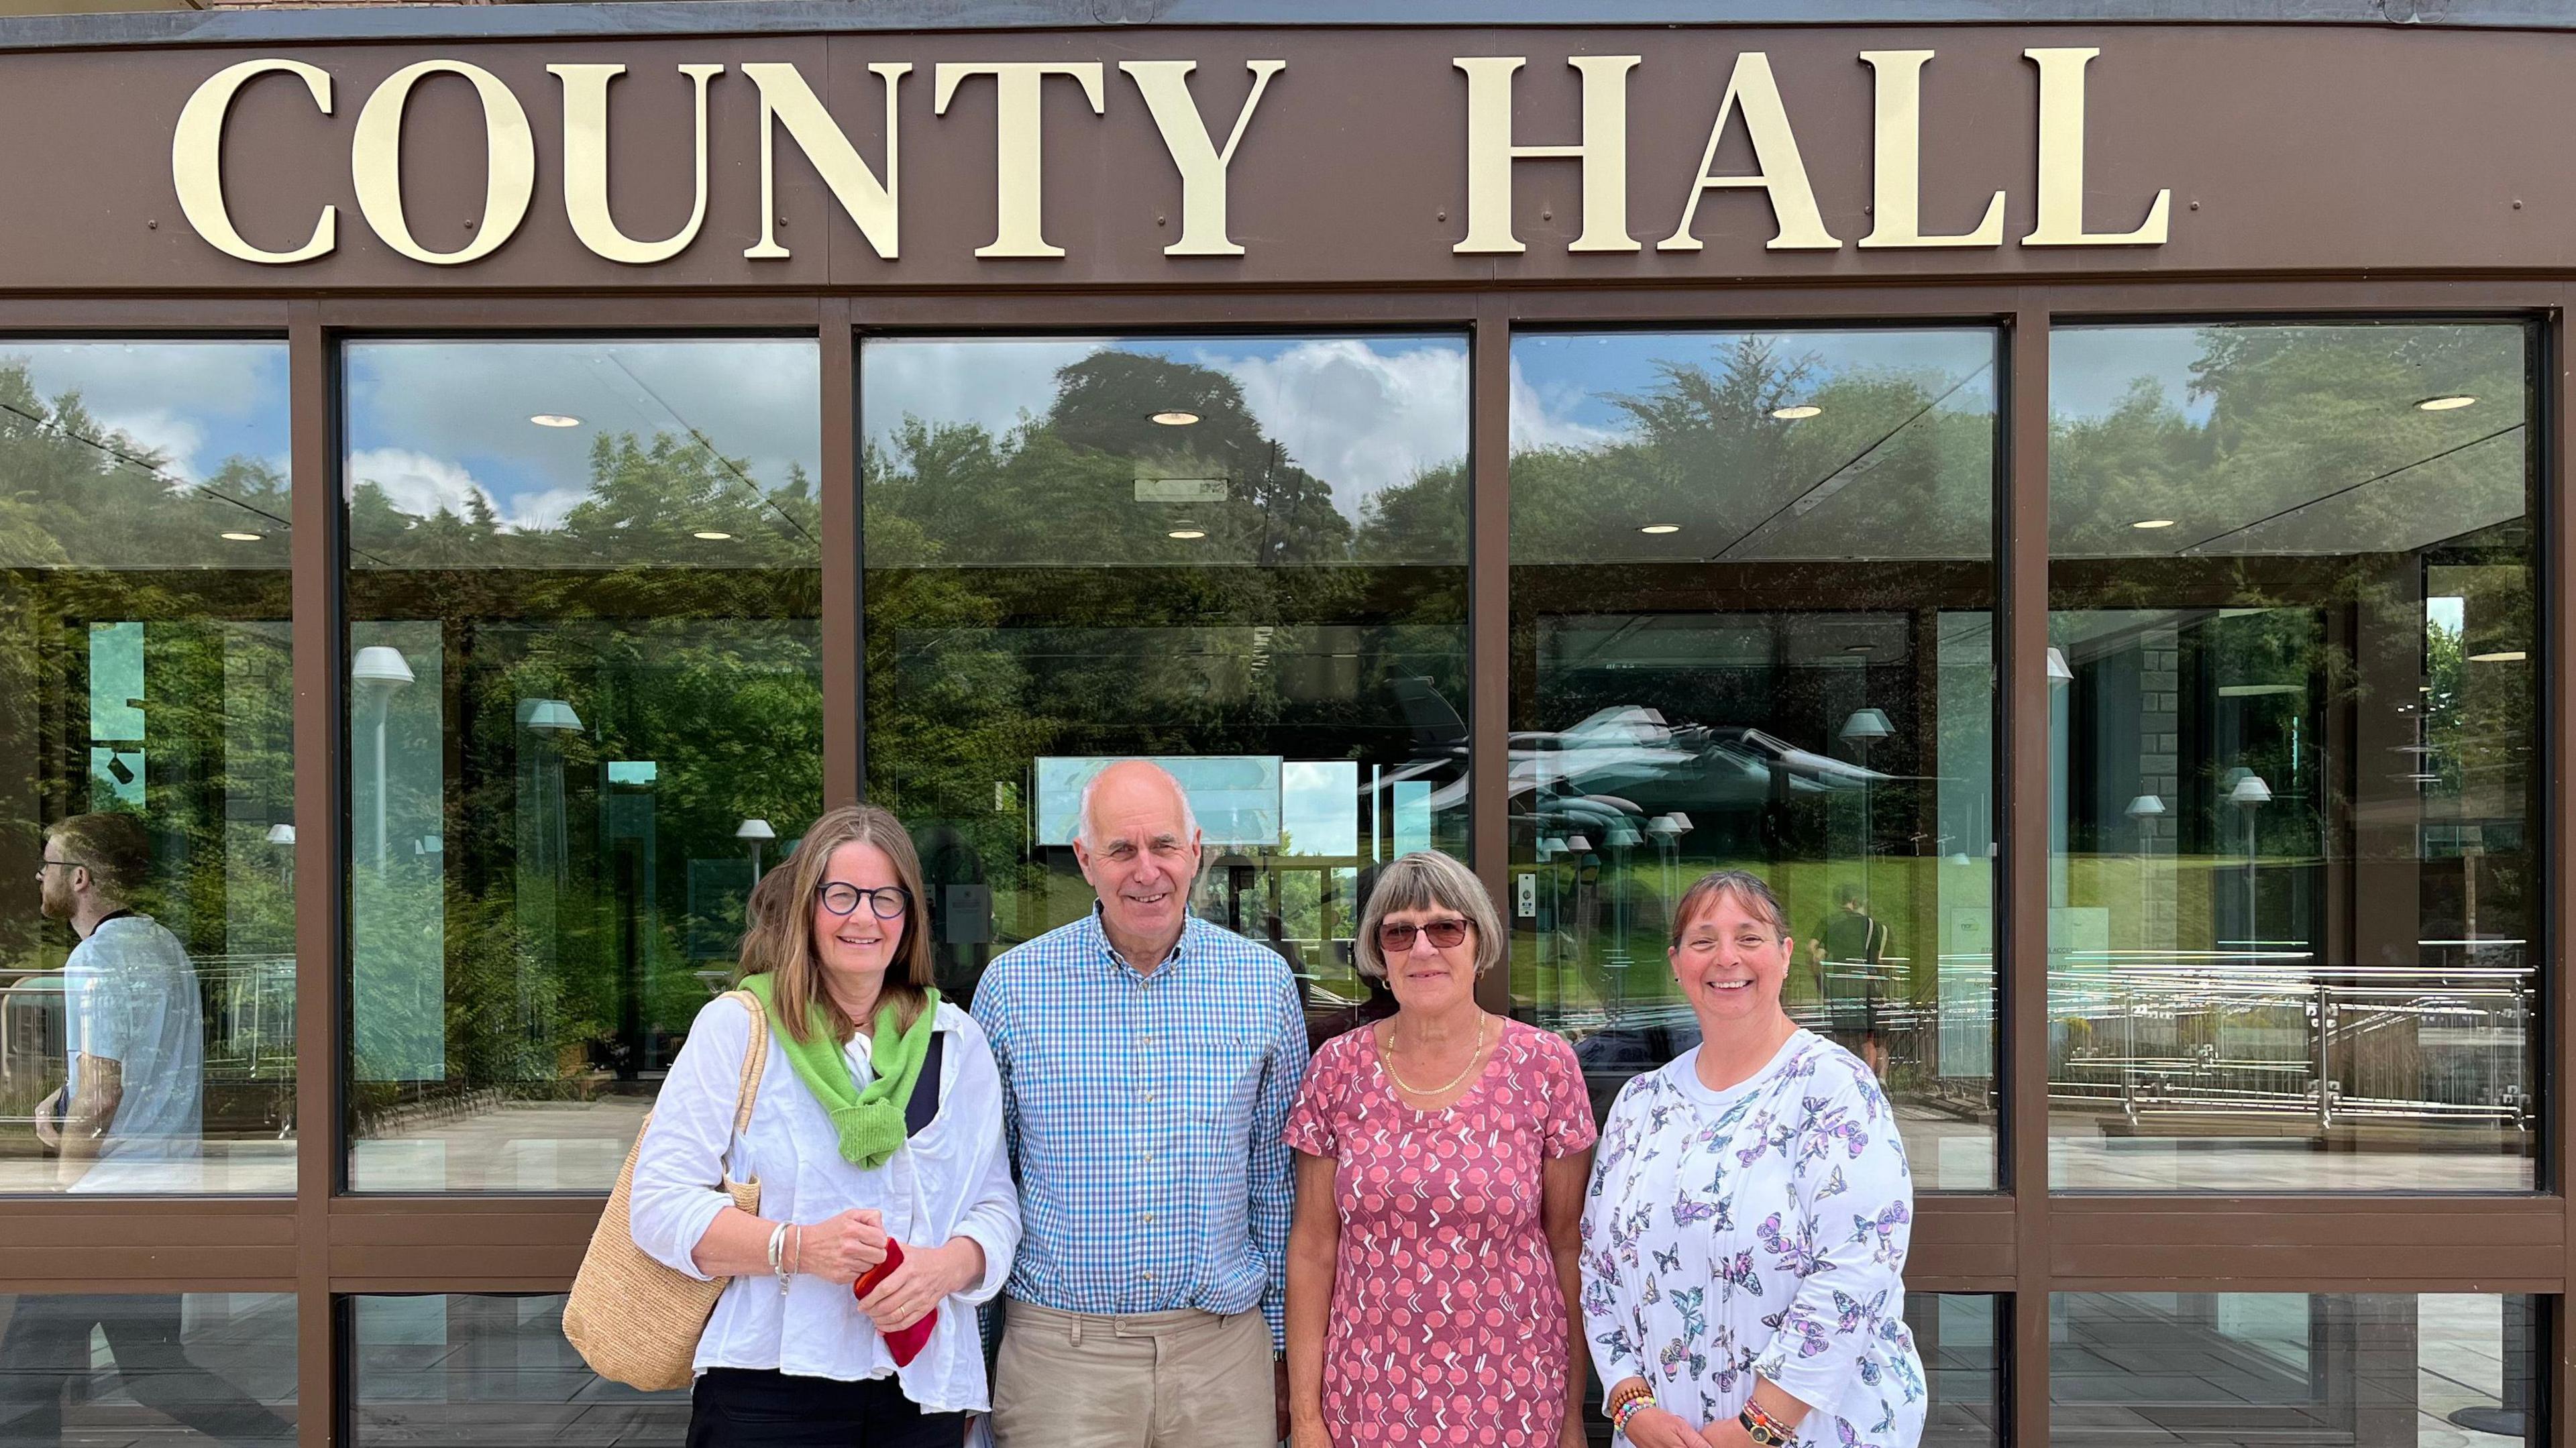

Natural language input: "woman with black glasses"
[628,803,1020,1447]
[1283,849,1597,1448]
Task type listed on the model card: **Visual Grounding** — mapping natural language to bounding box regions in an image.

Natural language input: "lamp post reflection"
[351,647,415,871]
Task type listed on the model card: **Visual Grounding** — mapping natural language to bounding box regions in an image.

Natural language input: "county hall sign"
[0,25,2551,288]
[169,46,2170,267]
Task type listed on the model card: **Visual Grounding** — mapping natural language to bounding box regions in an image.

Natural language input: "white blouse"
[629,994,1022,1413]
[1579,1032,1925,1448]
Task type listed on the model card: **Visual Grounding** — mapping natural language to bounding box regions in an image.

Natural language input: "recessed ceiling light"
[1770,404,1823,420]
[219,531,264,543]
[530,414,582,428]
[692,531,733,541]
[2469,650,2527,663]
[2131,518,2177,530]
[2416,395,2477,412]
[1639,523,1681,535]
[1844,643,1874,654]
[1150,410,1200,427]
[1167,528,1207,540]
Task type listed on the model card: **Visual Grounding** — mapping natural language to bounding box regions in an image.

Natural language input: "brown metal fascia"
[286,300,340,1448]
[821,298,861,808]
[2548,292,2574,1448]
[2001,296,2050,1446]
[1470,298,1509,1011]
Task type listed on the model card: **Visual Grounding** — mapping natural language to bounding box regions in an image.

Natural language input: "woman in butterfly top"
[1283,850,1599,1448]
[1579,870,1924,1448]
[627,805,1022,1447]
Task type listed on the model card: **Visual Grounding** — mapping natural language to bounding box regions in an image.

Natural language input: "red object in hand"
[851,1239,934,1366]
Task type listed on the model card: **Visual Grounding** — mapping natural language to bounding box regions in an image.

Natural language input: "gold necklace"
[1384,1012,1491,1097]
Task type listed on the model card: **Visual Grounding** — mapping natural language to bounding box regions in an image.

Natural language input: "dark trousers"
[0,1295,292,1447]
[686,1368,967,1448]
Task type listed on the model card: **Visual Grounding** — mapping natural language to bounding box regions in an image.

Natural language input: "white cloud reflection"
[865,335,1477,522]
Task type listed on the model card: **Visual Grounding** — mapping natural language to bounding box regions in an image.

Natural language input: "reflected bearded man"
[2,812,291,1447]
[971,760,1308,1448]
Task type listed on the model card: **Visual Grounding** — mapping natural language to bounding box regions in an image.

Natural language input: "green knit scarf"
[741,972,941,1170]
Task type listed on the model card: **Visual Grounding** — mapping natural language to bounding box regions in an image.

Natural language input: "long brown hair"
[736,804,935,1044]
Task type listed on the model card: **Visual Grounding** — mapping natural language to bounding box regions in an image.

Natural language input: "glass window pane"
[861,334,1468,1034]
[1509,329,1999,1188]
[2047,323,2536,1190]
[350,1293,685,1447]
[0,1291,296,1441]
[343,339,822,1192]
[1918,1292,2002,1448]
[0,342,294,1196]
[2051,1292,2540,1446]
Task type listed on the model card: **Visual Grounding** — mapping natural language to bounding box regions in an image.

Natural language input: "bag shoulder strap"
[904,1029,945,1138]
[720,989,770,1139]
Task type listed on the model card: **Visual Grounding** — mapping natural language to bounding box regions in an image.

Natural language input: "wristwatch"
[1740,1404,1793,1447]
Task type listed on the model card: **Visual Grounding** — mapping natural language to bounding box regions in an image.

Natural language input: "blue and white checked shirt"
[971,907,1307,1348]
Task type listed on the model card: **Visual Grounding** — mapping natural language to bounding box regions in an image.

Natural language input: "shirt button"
[1140,1273,1155,1283]
[1143,1091,1157,1103]
[1141,1213,1155,1225]
[1140,1034,1153,1046]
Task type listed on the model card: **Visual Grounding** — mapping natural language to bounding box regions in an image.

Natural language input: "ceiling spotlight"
[2469,650,2527,663]
[1844,643,1874,654]
[692,531,734,541]
[530,413,582,428]
[1150,410,1201,427]
[219,531,264,543]
[2131,518,2177,530]
[1167,528,1207,540]
[2416,395,2477,412]
[1770,404,1822,421]
[1639,523,1681,535]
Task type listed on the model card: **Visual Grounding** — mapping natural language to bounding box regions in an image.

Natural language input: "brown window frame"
[0,278,2559,1447]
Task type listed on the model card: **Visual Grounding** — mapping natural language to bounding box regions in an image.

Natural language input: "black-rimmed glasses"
[821,883,912,920]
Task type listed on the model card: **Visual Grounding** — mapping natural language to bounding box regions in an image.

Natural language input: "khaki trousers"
[989,1300,1273,1448]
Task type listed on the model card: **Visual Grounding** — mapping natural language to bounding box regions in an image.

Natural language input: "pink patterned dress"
[1283,1016,1599,1448]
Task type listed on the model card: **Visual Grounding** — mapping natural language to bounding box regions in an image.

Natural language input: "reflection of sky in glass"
[1511,329,1998,450]
[345,341,820,535]
[1,341,289,485]
[863,335,1469,520]
[1282,760,1359,857]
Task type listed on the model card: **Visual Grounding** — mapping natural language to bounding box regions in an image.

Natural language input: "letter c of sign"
[172,58,338,265]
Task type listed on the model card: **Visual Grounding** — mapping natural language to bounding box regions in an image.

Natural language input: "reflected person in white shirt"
[628,804,1020,1448]
[33,811,203,1193]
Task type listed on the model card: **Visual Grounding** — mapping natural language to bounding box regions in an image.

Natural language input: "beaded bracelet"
[1605,1380,1654,1423]
[1740,1398,1793,1447]
[1610,1396,1652,1439]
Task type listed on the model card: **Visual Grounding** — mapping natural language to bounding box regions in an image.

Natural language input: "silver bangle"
[767,1222,790,1292]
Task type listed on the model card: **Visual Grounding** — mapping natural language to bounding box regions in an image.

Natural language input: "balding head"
[1072,760,1204,966]
[1077,760,1199,850]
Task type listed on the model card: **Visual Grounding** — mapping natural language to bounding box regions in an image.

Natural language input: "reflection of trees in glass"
[1503,340,1997,1049]
[863,346,1468,984]
[0,357,297,1133]
[2051,325,2535,948]
[347,414,821,1127]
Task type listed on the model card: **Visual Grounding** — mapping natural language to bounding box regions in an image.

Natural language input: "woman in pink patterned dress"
[1284,850,1598,1448]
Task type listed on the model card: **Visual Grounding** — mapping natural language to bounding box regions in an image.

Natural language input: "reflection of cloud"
[863,339,1101,452]
[92,408,207,484]
[503,486,589,533]
[1,343,288,484]
[1509,358,1620,452]
[2051,327,2217,424]
[345,341,820,524]
[348,447,488,520]
[1209,339,1468,513]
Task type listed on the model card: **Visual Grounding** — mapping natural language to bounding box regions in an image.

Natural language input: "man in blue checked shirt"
[973,759,1308,1448]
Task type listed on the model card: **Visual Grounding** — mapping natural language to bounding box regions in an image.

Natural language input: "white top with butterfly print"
[1578,1030,1925,1448]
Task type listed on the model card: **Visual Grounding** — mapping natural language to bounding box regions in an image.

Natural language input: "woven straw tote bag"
[564,989,769,1391]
